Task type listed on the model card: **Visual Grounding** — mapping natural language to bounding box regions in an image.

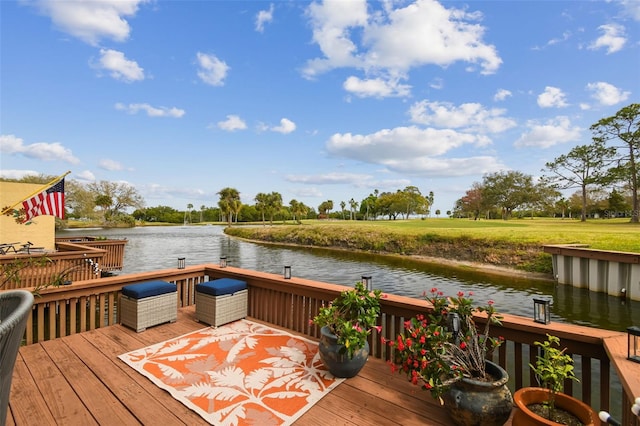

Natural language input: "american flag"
[22,178,65,221]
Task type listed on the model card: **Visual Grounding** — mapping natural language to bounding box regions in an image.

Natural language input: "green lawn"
[289,217,640,253]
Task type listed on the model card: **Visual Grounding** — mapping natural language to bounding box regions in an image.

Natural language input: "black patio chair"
[0,290,34,425]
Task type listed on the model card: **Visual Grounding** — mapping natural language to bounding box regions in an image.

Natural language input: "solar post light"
[533,298,551,324]
[628,326,640,363]
[361,275,372,291]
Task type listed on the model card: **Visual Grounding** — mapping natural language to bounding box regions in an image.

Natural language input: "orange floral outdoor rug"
[118,319,344,425]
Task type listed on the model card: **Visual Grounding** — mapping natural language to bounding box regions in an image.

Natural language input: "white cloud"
[324,125,503,177]
[620,0,640,21]
[93,49,144,82]
[114,103,185,118]
[0,169,42,179]
[196,52,230,86]
[586,82,630,106]
[75,170,96,182]
[429,78,444,90]
[0,134,23,153]
[589,24,626,54]
[303,0,502,95]
[286,173,412,190]
[217,115,247,131]
[494,89,512,101]
[409,100,516,134]
[30,0,148,46]
[291,187,324,198]
[514,116,581,148]
[303,0,368,78]
[537,86,569,108]
[545,31,572,47]
[343,76,411,98]
[271,118,297,134]
[98,159,125,171]
[0,134,80,163]
[383,156,504,177]
[255,3,274,33]
[286,172,372,184]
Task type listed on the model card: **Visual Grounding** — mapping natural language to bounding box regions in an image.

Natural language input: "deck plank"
[41,336,139,425]
[6,354,56,425]
[87,326,206,424]
[18,343,97,424]
[8,307,512,425]
[61,331,189,426]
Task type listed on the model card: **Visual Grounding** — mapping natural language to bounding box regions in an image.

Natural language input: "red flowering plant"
[386,288,503,403]
[312,280,383,359]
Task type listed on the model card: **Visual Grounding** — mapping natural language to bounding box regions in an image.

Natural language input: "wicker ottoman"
[195,278,248,327]
[121,280,177,332]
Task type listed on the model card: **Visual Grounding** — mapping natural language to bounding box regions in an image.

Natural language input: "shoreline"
[232,235,556,283]
[408,253,555,282]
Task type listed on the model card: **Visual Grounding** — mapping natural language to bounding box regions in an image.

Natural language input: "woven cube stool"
[195,278,248,327]
[121,280,177,332]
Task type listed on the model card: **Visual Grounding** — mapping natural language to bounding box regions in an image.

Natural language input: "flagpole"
[1,170,71,215]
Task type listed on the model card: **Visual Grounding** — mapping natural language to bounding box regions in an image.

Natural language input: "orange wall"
[0,181,56,250]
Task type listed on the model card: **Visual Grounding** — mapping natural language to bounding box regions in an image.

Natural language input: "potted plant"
[513,334,598,426]
[312,280,382,378]
[387,288,513,426]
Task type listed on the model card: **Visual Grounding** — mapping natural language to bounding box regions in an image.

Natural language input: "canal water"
[57,225,639,332]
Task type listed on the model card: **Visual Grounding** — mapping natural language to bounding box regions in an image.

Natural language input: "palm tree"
[266,192,283,224]
[349,198,358,220]
[289,199,308,224]
[255,193,269,225]
[217,187,241,226]
[185,203,193,225]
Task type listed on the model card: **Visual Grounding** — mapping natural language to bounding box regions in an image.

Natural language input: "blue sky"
[1,0,639,215]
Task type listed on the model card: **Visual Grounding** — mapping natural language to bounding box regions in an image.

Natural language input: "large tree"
[542,141,616,221]
[87,180,144,223]
[480,171,536,219]
[591,103,640,223]
[456,183,486,220]
[217,187,241,226]
[360,192,378,220]
[65,179,96,219]
[401,185,427,219]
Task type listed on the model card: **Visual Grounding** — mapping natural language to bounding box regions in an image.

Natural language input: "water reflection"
[57,225,639,331]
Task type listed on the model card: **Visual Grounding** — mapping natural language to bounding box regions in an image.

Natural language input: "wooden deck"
[6,305,501,426]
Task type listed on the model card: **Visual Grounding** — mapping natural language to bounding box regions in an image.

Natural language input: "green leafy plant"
[530,334,579,419]
[1,255,102,296]
[387,288,503,403]
[312,281,382,358]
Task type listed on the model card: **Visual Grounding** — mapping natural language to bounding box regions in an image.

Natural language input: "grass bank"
[224,218,640,275]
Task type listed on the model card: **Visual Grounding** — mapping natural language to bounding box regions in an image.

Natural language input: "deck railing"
[0,239,127,290]
[7,264,639,425]
[0,250,105,289]
[55,237,128,271]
